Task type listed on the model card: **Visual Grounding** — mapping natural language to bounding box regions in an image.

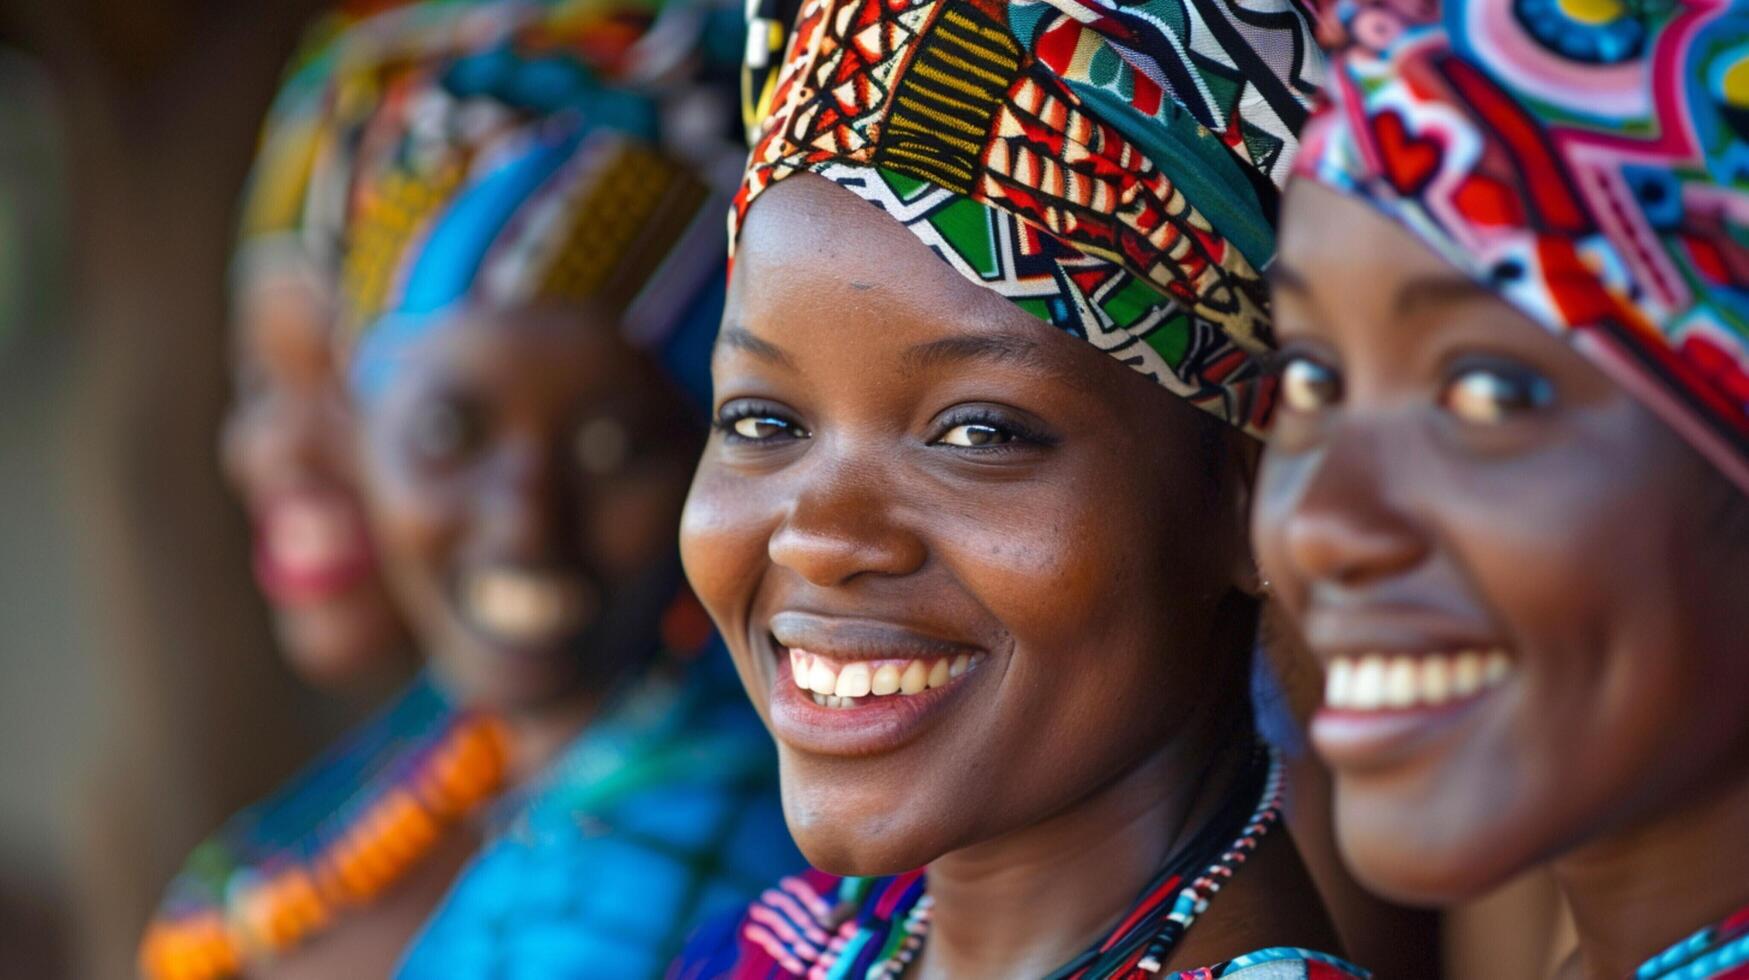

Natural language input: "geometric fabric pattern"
[735,0,1326,435]
[1301,0,1749,493]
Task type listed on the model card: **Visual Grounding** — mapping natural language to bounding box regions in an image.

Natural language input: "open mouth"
[787,647,987,708]
[1323,649,1515,712]
[456,565,598,650]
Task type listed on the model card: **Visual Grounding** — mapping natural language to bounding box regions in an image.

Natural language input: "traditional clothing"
[675,751,1367,980]
[1300,0,1749,495]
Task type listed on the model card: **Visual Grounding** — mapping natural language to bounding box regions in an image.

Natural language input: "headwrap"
[733,0,1326,434]
[338,0,744,411]
[1300,0,1749,494]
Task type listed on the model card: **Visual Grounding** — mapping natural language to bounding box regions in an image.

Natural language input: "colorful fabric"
[139,677,511,980]
[338,0,745,410]
[1637,902,1749,980]
[1300,0,1749,494]
[397,641,803,979]
[732,0,1326,434]
[671,749,1367,980]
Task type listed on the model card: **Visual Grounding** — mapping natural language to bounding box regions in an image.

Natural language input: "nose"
[480,435,579,562]
[1275,425,1429,589]
[767,446,927,587]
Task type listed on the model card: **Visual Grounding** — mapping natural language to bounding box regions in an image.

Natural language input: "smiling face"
[1255,181,1749,903]
[358,303,702,714]
[222,271,411,689]
[681,175,1259,875]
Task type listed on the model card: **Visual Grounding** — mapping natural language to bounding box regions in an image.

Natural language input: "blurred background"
[0,2,380,976]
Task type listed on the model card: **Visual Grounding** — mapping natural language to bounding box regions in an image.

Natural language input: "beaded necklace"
[1635,902,1749,980]
[803,745,1285,980]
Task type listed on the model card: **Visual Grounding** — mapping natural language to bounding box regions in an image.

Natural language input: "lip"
[761,615,990,758]
[251,492,377,606]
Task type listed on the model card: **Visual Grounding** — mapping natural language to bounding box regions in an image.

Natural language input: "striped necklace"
[1636,903,1749,980]
[843,745,1286,980]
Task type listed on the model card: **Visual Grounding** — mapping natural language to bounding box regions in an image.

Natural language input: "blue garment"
[397,646,802,979]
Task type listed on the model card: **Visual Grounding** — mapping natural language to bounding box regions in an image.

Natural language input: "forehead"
[391,302,652,400]
[728,174,1090,374]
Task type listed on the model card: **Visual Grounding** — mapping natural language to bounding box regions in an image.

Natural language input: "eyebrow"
[901,334,1053,375]
[716,325,795,369]
[1265,261,1310,294]
[1391,274,1500,317]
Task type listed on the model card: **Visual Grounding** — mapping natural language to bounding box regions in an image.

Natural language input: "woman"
[143,5,799,978]
[141,11,515,979]
[1254,1,1749,976]
[221,4,427,694]
[674,0,1365,976]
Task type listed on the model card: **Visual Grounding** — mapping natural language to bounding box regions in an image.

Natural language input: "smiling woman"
[672,0,1366,977]
[1254,1,1749,977]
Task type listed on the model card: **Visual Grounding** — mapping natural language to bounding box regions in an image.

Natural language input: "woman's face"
[359,304,701,714]
[681,175,1257,875]
[1255,181,1749,904]
[222,272,410,689]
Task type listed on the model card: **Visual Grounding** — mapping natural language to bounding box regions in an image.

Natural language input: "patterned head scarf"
[733,0,1326,434]
[338,0,743,411]
[1299,0,1749,494]
[231,0,516,297]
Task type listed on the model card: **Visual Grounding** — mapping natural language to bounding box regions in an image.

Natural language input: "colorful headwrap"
[733,0,1326,433]
[1300,0,1749,494]
[338,0,744,410]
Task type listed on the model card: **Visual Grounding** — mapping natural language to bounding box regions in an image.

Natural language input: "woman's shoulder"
[1176,946,1371,980]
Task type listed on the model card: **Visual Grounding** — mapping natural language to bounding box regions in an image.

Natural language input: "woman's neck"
[1555,774,1749,978]
[912,724,1252,980]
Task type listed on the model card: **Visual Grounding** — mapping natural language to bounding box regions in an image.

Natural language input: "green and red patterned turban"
[1300,0,1749,493]
[734,0,1327,435]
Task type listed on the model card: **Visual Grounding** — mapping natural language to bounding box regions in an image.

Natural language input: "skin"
[1255,180,1749,977]
[222,271,413,691]
[681,174,1340,977]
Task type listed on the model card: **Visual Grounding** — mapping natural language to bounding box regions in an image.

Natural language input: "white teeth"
[1351,657,1386,710]
[465,568,591,644]
[899,660,929,695]
[927,658,951,689]
[871,664,901,696]
[1384,656,1417,708]
[807,658,837,696]
[784,649,984,706]
[1324,649,1516,711]
[834,662,871,698]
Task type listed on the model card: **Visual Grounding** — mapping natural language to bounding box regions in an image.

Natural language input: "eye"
[410,399,483,462]
[574,416,630,476]
[937,422,1011,447]
[715,401,808,443]
[1279,355,1343,414]
[1440,365,1554,424]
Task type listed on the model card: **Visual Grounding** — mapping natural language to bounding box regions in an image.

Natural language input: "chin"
[1333,783,1528,906]
[778,752,954,877]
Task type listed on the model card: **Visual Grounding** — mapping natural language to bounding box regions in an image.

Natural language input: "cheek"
[679,457,776,638]
[588,460,693,576]
[1251,450,1314,614]
[362,453,465,597]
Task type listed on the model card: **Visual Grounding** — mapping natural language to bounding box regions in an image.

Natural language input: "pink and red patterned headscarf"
[1300,0,1749,493]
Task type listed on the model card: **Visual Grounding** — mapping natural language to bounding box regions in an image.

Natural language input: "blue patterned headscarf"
[338,0,743,411]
